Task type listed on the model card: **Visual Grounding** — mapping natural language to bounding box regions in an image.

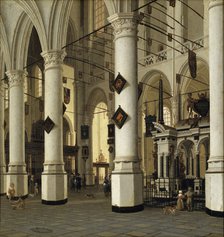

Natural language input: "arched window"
[163,106,171,126]
[92,102,109,184]
[34,66,43,98]
[94,0,105,29]
[24,76,28,102]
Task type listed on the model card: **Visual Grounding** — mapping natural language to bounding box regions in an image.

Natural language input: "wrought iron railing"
[144,176,205,211]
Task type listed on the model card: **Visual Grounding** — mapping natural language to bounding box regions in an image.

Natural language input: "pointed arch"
[15,0,48,51]
[178,57,209,119]
[0,16,11,69]
[104,0,117,16]
[178,57,209,94]
[140,70,172,106]
[48,0,73,49]
[63,114,75,146]
[86,87,108,117]
[11,12,33,69]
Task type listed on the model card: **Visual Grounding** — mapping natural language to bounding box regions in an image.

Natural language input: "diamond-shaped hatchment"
[112,73,127,94]
[112,106,128,129]
[43,116,55,134]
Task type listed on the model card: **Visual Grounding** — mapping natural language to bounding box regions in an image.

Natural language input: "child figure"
[176,190,185,210]
[185,187,194,211]
[7,183,15,200]
[34,182,39,196]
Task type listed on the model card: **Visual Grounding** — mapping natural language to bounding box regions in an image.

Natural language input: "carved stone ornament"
[108,13,144,39]
[0,81,4,97]
[41,50,66,68]
[6,70,27,88]
[209,0,223,9]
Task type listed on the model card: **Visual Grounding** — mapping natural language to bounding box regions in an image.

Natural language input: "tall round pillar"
[108,13,144,213]
[205,0,224,217]
[171,96,179,126]
[6,70,28,198]
[41,50,67,205]
[85,115,94,186]
[0,81,6,195]
[75,80,85,175]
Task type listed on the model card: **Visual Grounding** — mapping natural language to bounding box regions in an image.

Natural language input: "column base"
[111,171,144,212]
[42,198,68,205]
[205,171,224,215]
[112,204,144,213]
[6,173,28,197]
[205,208,224,217]
[86,172,95,186]
[41,172,67,204]
[6,194,29,200]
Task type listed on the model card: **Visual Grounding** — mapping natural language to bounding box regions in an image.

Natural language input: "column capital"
[209,0,224,9]
[108,12,144,40]
[41,50,66,69]
[6,70,27,89]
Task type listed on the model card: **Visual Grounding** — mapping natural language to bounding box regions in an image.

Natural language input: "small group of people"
[177,187,194,211]
[71,173,82,192]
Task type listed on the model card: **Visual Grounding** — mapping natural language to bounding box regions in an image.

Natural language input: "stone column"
[75,80,85,175]
[41,50,67,204]
[0,81,6,195]
[206,0,224,217]
[85,115,94,185]
[6,70,28,198]
[196,153,200,178]
[171,96,179,126]
[158,154,163,178]
[108,12,144,212]
[164,154,169,178]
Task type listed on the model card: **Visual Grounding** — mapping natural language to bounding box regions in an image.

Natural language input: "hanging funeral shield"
[169,0,176,7]
[82,146,89,157]
[112,106,128,129]
[113,73,126,94]
[81,125,89,139]
[193,94,209,117]
[188,50,197,78]
[63,77,67,83]
[109,72,115,92]
[43,116,55,134]
[108,124,115,138]
[64,87,70,104]
[108,146,114,153]
[168,33,172,42]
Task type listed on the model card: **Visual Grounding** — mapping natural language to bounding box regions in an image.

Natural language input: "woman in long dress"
[177,190,185,210]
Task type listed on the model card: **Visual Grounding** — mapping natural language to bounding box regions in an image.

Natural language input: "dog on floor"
[85,193,95,198]
[10,197,25,210]
[163,206,176,215]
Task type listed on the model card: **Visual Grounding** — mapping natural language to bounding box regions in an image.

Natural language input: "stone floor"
[0,187,223,237]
